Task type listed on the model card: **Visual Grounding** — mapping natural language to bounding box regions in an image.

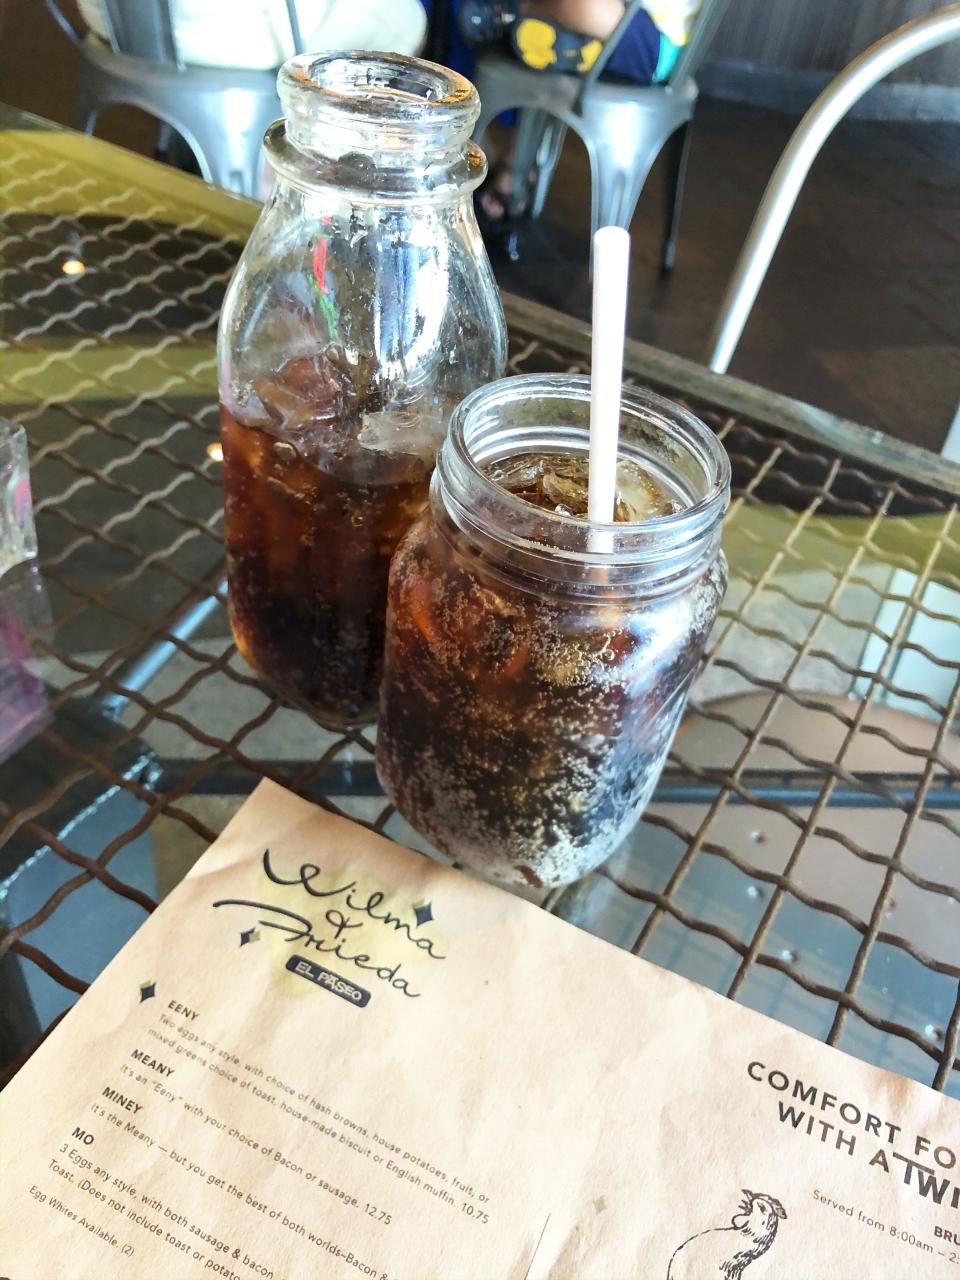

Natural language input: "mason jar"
[376,374,730,888]
[218,52,506,729]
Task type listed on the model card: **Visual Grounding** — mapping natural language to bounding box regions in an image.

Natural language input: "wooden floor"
[2,8,958,451]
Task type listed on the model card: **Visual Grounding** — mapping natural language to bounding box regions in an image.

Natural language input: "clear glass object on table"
[376,374,731,889]
[218,52,507,731]
[0,419,36,581]
[0,419,47,760]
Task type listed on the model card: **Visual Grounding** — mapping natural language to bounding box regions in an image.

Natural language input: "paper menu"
[1,779,957,1279]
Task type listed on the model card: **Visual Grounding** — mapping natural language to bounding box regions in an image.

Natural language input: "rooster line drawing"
[666,1188,787,1279]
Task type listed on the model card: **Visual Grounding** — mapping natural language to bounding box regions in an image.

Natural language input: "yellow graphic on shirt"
[577,38,603,73]
[515,18,559,69]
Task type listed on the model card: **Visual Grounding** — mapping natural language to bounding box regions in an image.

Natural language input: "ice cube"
[617,464,683,521]
[358,408,416,452]
[542,467,591,518]
[487,452,682,522]
[250,354,354,465]
[0,420,37,580]
[358,403,446,463]
[254,354,342,428]
[488,453,593,517]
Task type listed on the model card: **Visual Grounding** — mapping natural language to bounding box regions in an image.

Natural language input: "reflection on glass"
[0,564,51,762]
[1,420,37,581]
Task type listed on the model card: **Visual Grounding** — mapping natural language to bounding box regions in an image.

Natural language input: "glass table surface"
[1,106,959,1097]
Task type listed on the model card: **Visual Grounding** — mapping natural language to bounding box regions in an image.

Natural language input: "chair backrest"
[706,3,960,377]
[100,0,180,66]
[42,0,83,46]
[668,0,732,85]
[283,0,305,57]
[579,0,731,99]
[44,0,306,67]
[578,0,648,93]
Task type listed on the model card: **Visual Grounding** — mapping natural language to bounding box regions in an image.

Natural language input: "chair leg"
[661,120,693,275]
[510,108,549,218]
[530,117,567,220]
[73,80,101,135]
[472,98,502,147]
[588,138,655,237]
[177,111,267,197]
[154,121,174,163]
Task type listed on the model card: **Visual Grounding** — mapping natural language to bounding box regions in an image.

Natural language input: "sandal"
[476,163,532,226]
[511,16,603,74]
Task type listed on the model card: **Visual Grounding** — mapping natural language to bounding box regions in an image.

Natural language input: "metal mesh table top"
[2,108,959,1096]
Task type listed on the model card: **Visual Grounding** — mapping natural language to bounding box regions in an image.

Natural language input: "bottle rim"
[437,374,731,590]
[279,51,479,147]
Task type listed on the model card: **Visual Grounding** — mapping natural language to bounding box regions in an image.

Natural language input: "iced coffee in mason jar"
[218,53,506,728]
[376,375,730,889]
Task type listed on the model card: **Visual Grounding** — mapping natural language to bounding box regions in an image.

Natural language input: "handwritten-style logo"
[212,848,446,1001]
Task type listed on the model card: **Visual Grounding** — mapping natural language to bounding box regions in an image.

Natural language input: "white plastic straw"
[588,226,631,544]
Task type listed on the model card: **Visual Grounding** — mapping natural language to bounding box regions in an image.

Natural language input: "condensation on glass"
[218,53,506,729]
[377,375,731,888]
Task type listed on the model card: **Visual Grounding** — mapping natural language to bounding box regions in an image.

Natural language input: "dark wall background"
[711,0,959,85]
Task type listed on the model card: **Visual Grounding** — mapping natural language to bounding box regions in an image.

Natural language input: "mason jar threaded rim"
[435,374,731,595]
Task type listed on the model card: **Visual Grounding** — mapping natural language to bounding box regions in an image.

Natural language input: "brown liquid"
[376,455,724,887]
[221,384,432,728]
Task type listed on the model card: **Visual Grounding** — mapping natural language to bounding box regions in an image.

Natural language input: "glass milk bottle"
[219,52,506,728]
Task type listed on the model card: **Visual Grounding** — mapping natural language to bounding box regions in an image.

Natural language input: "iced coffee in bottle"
[376,375,730,888]
[218,53,506,728]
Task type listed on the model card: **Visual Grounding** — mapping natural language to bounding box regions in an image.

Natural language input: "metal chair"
[706,4,960,378]
[471,0,730,270]
[703,5,960,739]
[42,0,305,197]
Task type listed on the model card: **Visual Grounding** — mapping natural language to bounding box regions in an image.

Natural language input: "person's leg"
[511,0,637,76]
[458,0,623,56]
[521,0,623,39]
[513,0,665,84]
